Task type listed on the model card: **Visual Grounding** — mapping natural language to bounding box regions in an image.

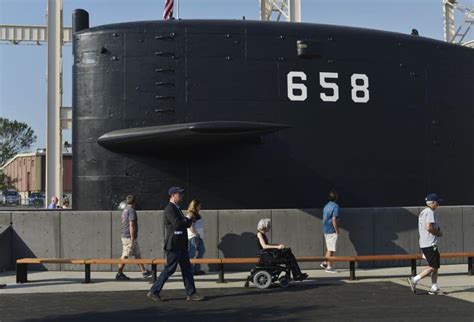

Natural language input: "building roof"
[0,149,72,170]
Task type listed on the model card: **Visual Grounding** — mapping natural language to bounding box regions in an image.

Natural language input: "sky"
[0,0,473,150]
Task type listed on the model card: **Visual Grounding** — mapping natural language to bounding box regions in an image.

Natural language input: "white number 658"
[287,71,370,103]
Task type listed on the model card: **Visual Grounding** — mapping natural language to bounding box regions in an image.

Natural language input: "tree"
[0,117,37,166]
[0,170,16,191]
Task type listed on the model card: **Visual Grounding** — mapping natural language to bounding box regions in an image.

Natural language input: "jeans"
[149,250,196,296]
[188,237,206,272]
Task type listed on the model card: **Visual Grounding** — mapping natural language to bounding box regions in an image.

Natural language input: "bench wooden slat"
[190,258,222,264]
[16,252,474,266]
[297,256,356,262]
[440,252,474,258]
[16,258,85,264]
[356,254,421,261]
[84,259,154,265]
[295,256,326,262]
[221,258,259,264]
[151,259,222,264]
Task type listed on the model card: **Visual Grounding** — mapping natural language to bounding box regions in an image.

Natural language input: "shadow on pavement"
[1,282,473,322]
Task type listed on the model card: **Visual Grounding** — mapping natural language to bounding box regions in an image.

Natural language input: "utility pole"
[46,0,63,207]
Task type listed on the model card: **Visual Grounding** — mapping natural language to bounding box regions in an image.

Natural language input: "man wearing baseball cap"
[407,193,444,295]
[148,187,204,302]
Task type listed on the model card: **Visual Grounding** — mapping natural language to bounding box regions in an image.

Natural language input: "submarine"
[72,9,474,210]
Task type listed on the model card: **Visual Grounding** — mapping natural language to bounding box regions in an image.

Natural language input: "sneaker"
[428,288,444,295]
[320,263,328,269]
[294,273,308,281]
[186,293,205,301]
[325,268,337,273]
[115,272,130,281]
[407,277,417,294]
[193,270,206,276]
[142,270,152,278]
[147,291,162,302]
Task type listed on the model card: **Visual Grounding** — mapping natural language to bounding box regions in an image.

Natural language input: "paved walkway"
[1,264,473,303]
[1,265,474,321]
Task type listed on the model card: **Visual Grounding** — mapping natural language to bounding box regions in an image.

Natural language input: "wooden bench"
[16,252,474,284]
[16,258,222,284]
[353,254,422,280]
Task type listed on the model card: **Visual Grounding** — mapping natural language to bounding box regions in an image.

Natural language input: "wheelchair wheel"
[253,271,272,289]
[279,276,290,288]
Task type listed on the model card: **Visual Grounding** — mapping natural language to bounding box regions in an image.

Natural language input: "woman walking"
[187,199,206,275]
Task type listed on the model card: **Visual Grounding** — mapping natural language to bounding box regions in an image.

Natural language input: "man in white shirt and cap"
[407,193,444,295]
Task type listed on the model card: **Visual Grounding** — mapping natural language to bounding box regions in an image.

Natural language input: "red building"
[0,149,72,204]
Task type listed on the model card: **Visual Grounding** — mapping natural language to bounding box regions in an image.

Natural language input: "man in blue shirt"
[47,196,59,209]
[321,190,340,273]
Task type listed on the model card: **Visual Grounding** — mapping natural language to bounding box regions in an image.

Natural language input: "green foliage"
[0,117,37,166]
[0,170,16,191]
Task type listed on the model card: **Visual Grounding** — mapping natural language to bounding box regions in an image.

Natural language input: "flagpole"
[176,0,180,19]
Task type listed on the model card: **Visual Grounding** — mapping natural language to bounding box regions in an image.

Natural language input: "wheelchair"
[244,250,292,289]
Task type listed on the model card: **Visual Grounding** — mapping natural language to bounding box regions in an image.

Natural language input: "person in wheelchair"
[256,218,308,281]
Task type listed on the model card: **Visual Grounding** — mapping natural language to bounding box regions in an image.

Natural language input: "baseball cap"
[425,193,443,204]
[168,187,185,196]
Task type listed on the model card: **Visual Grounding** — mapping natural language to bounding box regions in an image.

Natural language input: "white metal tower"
[260,0,301,22]
[443,0,474,44]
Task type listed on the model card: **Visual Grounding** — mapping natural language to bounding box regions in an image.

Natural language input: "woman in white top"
[186,199,206,275]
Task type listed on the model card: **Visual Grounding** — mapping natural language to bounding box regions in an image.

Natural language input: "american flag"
[163,0,174,20]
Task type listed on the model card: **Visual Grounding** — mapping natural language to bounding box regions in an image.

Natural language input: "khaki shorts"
[121,238,141,258]
[324,233,338,252]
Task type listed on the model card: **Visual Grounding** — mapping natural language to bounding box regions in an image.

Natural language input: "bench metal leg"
[84,264,91,283]
[349,261,356,280]
[411,259,417,277]
[152,264,157,282]
[16,263,28,283]
[468,257,473,276]
[217,263,226,283]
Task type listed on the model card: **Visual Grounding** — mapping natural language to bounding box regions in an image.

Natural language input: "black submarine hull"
[72,13,474,210]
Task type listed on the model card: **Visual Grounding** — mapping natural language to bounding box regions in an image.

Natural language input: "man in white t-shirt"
[407,193,443,295]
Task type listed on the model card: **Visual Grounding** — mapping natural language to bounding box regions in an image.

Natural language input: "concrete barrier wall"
[12,212,61,271]
[61,211,112,271]
[463,207,474,259]
[0,212,12,271]
[2,206,473,271]
[218,210,271,270]
[436,207,465,265]
[272,209,323,270]
[200,210,219,272]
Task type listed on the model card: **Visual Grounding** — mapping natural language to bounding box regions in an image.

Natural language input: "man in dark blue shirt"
[321,190,340,273]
